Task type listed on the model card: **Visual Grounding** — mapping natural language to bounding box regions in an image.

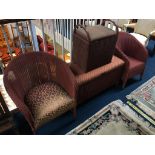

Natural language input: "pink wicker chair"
[3,52,77,133]
[116,32,148,88]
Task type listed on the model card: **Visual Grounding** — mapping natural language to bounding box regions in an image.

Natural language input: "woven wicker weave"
[72,19,119,72]
[3,52,77,132]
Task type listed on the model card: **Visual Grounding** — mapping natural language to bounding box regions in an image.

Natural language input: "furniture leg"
[122,78,128,89]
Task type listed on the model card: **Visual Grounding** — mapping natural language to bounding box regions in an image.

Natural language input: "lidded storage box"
[72,20,118,72]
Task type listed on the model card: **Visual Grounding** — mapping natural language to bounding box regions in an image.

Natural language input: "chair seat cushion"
[25,82,74,129]
[130,33,147,46]
[128,56,145,78]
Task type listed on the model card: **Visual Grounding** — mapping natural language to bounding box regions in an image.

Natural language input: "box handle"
[74,20,119,41]
[101,19,119,36]
[74,24,91,41]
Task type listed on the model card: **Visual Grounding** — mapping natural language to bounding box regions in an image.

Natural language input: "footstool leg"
[122,80,127,89]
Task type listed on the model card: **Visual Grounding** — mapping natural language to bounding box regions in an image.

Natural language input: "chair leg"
[122,79,127,89]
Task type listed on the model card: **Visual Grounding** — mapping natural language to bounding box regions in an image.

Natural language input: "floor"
[5,54,154,135]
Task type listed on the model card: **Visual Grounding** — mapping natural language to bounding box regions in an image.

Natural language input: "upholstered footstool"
[25,82,75,129]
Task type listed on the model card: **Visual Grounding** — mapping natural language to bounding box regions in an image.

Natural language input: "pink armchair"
[116,32,148,88]
[3,52,76,133]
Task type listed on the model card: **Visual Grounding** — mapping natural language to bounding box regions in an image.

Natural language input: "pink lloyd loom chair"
[115,32,148,88]
[3,52,77,133]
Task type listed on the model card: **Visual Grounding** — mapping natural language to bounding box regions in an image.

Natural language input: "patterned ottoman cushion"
[25,82,74,129]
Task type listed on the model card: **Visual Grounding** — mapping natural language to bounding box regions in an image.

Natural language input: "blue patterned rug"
[67,100,155,135]
[127,76,155,119]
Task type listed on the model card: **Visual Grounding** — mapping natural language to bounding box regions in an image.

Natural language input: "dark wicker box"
[72,22,118,72]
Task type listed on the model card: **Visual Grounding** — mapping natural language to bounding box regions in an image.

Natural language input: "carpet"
[67,100,155,135]
[127,76,155,119]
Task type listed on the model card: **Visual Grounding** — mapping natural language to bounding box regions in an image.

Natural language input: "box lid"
[75,25,117,41]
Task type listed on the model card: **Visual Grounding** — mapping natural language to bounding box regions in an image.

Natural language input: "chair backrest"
[116,32,148,61]
[4,52,57,100]
[116,32,130,55]
[4,52,76,102]
[134,19,155,37]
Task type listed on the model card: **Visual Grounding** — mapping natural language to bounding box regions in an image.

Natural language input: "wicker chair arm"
[115,47,130,67]
[3,81,35,131]
[69,63,84,75]
[56,58,77,99]
[114,48,130,81]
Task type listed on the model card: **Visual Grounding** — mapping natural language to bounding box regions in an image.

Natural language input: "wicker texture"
[72,20,119,73]
[116,32,148,87]
[70,56,125,104]
[3,52,76,132]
